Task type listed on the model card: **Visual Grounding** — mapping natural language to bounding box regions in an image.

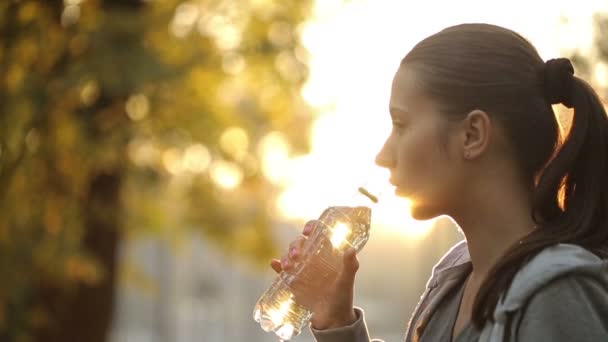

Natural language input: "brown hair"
[401,23,608,327]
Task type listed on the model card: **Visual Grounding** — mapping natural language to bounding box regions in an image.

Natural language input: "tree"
[0,0,313,340]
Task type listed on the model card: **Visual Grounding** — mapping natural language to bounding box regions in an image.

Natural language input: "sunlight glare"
[267,297,292,327]
[258,131,290,185]
[276,0,607,240]
[594,62,608,89]
[329,222,351,249]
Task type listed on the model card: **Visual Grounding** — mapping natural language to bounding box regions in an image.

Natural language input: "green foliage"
[0,0,312,339]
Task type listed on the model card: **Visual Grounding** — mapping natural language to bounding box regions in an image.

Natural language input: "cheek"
[394,129,453,196]
[395,132,438,177]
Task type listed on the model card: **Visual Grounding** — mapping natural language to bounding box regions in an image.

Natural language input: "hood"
[479,243,608,342]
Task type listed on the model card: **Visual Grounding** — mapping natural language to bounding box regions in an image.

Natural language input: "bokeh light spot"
[183,144,211,173]
[210,160,244,189]
[219,126,249,160]
[258,131,290,185]
[126,94,150,122]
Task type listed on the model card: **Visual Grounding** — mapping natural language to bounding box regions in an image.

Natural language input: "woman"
[271,23,608,341]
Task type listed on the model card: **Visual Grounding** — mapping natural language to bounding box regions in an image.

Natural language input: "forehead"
[389,66,432,117]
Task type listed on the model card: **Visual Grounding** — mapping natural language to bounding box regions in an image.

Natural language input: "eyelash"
[392,121,405,133]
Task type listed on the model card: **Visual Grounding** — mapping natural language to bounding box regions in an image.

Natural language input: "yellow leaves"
[15,39,39,68]
[51,110,80,152]
[5,65,25,93]
[64,256,103,285]
[125,94,150,122]
[18,2,39,24]
[44,201,63,236]
[209,159,243,189]
[24,129,40,153]
[9,172,27,201]
[219,126,249,160]
[182,144,212,173]
[187,66,222,100]
[69,34,89,58]
[169,1,200,38]
[146,26,201,66]
[268,21,295,51]
[221,52,246,75]
[274,50,306,83]
[80,80,100,107]
[61,3,81,27]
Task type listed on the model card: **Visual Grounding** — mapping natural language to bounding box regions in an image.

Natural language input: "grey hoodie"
[310,241,608,342]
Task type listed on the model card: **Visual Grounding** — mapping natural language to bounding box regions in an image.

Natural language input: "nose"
[375,139,395,169]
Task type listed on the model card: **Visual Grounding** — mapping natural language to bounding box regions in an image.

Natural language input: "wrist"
[311,309,358,330]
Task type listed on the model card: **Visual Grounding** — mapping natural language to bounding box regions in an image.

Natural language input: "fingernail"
[282,258,288,268]
[303,223,313,234]
[289,247,298,258]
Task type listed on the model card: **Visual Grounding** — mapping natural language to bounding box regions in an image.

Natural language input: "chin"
[408,201,442,221]
[394,186,410,197]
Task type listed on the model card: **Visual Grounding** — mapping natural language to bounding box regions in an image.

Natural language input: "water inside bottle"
[253,206,373,340]
[253,276,312,340]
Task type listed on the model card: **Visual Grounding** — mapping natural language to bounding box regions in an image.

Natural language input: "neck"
[450,176,536,281]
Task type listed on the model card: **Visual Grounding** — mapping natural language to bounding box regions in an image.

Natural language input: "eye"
[391,121,405,134]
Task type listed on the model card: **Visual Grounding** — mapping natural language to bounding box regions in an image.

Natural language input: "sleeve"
[310,307,385,342]
[514,274,608,342]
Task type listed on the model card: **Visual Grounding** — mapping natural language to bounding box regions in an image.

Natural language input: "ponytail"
[473,59,608,327]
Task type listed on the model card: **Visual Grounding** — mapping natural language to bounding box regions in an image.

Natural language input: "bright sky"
[271,0,608,239]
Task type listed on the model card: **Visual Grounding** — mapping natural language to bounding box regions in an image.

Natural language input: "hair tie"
[543,58,575,108]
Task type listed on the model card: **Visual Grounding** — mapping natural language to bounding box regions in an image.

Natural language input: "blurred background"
[1,0,607,341]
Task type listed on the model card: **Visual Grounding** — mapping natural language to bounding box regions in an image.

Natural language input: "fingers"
[278,236,306,272]
[336,247,359,288]
[287,236,306,266]
[270,259,282,273]
[302,220,319,236]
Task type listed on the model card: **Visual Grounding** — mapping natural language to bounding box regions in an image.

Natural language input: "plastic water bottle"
[253,188,378,341]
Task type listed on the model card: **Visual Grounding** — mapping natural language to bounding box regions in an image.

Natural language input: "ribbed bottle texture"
[253,206,372,340]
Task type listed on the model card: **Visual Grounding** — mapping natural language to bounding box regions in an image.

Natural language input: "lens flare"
[329,222,351,249]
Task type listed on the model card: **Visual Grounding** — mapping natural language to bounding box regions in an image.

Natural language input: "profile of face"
[375,66,469,220]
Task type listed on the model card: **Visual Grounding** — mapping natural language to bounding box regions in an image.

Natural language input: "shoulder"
[515,273,608,341]
[427,240,471,288]
[432,240,470,273]
[501,243,604,309]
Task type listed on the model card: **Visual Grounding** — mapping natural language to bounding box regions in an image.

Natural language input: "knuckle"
[304,220,317,228]
[303,220,319,235]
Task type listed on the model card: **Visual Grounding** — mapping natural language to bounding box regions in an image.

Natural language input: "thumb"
[336,247,359,288]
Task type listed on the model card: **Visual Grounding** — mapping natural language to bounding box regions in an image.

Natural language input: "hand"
[270,220,359,330]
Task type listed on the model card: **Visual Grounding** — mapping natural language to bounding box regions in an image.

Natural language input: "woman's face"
[375,66,465,220]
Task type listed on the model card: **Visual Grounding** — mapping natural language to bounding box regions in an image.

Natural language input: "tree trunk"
[35,171,122,342]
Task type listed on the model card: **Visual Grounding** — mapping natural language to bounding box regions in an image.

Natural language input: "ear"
[461,109,491,160]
